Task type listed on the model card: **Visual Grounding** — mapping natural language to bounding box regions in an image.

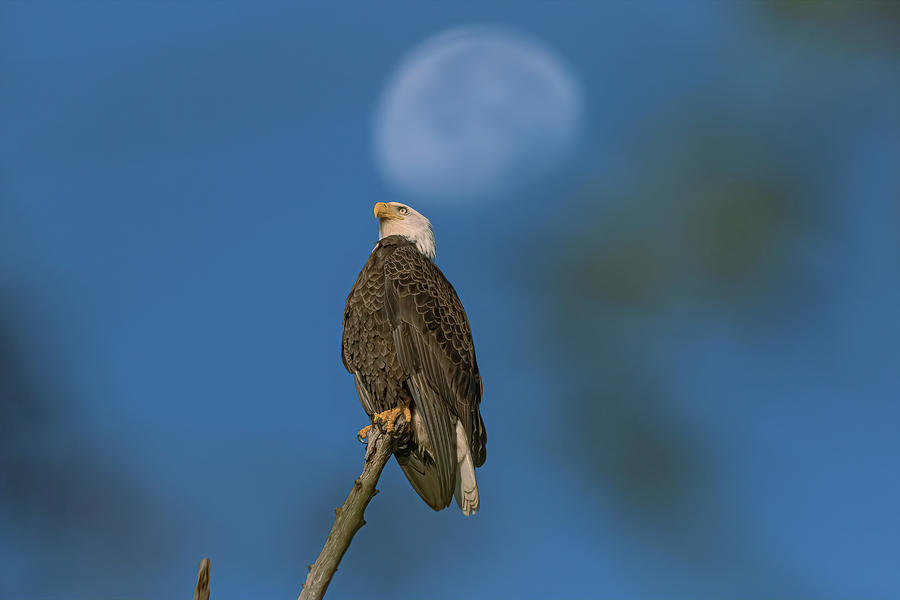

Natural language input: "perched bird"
[342,202,486,515]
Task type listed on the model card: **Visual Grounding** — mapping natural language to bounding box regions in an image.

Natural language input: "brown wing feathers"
[342,235,485,509]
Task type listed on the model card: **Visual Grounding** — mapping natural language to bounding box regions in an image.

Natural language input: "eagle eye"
[398,206,409,215]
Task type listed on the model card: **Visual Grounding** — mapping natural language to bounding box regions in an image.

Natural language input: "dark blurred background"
[2,3,898,598]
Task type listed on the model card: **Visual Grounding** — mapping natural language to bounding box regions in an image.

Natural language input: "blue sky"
[2,3,899,599]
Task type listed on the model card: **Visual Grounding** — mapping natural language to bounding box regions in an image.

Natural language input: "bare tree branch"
[189,424,401,600]
[297,423,405,600]
[193,557,210,600]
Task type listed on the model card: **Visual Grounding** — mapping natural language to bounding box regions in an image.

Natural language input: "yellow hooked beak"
[374,202,401,220]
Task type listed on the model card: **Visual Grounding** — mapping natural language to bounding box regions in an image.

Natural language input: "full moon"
[373,26,582,203]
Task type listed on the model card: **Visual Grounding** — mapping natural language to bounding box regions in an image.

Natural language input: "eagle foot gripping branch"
[356,404,412,443]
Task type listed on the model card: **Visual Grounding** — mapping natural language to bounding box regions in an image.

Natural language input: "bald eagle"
[342,202,486,515]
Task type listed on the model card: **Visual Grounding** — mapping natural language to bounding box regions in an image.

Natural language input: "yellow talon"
[359,404,412,439]
[358,405,411,443]
[377,405,410,432]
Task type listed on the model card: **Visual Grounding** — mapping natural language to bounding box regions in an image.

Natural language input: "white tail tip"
[454,419,480,516]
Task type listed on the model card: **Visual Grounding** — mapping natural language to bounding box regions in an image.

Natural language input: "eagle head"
[374,202,436,260]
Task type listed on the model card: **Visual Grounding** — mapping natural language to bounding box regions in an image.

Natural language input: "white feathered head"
[374,202,436,260]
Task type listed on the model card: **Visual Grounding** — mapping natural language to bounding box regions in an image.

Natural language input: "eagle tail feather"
[454,419,479,516]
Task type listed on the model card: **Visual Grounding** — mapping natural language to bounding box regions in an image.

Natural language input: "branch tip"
[193,557,210,600]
